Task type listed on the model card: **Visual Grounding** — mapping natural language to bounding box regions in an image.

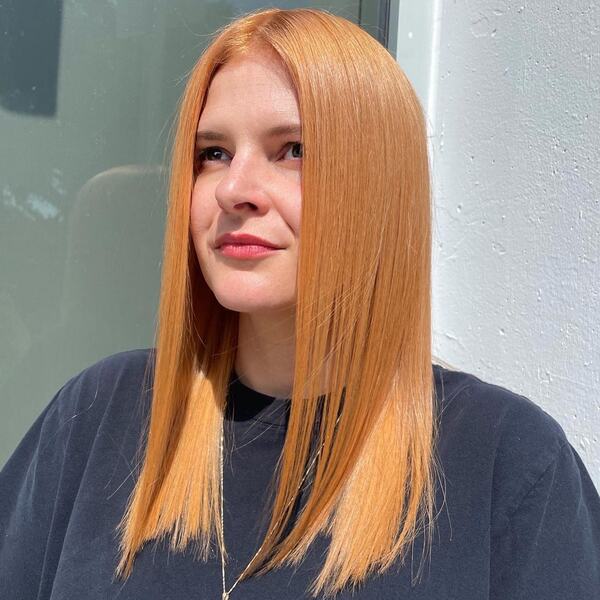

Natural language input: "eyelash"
[194,141,303,168]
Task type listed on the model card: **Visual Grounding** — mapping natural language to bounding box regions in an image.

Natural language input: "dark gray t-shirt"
[1,348,599,599]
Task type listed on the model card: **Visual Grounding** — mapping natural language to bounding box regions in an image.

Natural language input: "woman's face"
[190,48,302,316]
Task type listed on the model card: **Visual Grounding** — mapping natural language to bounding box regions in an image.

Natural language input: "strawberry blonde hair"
[116,7,442,597]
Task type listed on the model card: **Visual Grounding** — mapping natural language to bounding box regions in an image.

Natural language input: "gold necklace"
[218,413,338,599]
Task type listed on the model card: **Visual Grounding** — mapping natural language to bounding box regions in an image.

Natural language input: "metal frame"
[359,0,399,54]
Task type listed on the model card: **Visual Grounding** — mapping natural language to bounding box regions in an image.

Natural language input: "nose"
[214,152,271,215]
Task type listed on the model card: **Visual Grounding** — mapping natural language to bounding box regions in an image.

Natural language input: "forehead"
[199,50,299,125]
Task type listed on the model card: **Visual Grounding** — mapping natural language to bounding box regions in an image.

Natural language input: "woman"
[1,7,598,599]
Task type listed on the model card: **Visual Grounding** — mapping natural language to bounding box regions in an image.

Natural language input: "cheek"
[189,189,214,280]
[189,187,212,236]
[291,205,301,235]
[285,202,301,235]
[279,183,302,236]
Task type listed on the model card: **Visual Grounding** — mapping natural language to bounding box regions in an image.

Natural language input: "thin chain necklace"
[218,413,339,599]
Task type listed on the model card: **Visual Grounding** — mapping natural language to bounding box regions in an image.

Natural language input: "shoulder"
[10,348,155,466]
[433,363,567,455]
[432,363,570,520]
[0,348,157,592]
[48,347,155,428]
[69,346,155,388]
[1,347,155,514]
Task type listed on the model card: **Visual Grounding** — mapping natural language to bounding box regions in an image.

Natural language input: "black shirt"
[1,348,599,599]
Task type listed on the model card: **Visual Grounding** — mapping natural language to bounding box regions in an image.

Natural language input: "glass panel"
[0,0,395,465]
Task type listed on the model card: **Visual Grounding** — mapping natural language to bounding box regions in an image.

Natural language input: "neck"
[234,308,296,398]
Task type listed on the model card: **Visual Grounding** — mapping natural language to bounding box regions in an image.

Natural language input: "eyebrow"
[195,124,302,143]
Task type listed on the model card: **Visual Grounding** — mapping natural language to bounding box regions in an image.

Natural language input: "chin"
[214,293,295,315]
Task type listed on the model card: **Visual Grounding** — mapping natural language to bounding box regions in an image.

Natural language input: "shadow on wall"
[59,164,166,350]
[2,165,165,416]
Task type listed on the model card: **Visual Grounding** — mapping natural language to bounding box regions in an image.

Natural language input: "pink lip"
[218,244,281,259]
[215,232,281,249]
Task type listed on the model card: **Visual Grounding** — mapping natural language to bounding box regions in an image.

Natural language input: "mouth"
[215,232,282,249]
[217,243,281,260]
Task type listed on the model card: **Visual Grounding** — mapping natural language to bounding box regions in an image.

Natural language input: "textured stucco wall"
[398,1,599,489]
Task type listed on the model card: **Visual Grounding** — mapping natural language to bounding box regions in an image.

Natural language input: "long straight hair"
[115,8,441,598]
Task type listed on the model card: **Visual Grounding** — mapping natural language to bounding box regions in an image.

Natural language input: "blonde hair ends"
[115,8,442,598]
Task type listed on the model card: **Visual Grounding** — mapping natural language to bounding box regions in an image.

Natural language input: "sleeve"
[491,441,600,599]
[0,383,74,599]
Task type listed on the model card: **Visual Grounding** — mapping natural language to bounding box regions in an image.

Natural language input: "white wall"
[397,0,600,489]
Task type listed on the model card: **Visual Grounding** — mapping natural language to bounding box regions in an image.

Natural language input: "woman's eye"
[194,142,302,170]
[196,147,229,164]
[284,142,303,160]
